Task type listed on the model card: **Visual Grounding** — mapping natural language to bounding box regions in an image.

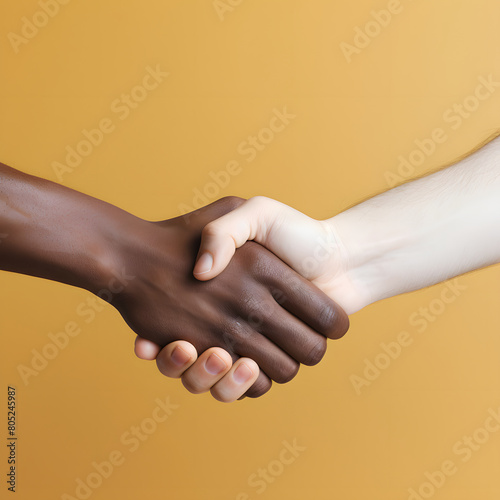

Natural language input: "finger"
[243,371,272,399]
[259,259,349,339]
[257,303,328,366]
[210,358,260,403]
[221,319,300,384]
[134,336,162,360]
[156,341,198,378]
[181,348,233,394]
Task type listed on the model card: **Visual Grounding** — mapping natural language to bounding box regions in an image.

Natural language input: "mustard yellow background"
[2,1,500,499]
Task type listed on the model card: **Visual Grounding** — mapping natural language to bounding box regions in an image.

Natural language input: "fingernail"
[233,363,254,384]
[205,353,227,375]
[171,346,192,366]
[195,253,213,275]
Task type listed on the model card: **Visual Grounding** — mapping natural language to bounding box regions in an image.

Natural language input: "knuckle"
[201,221,222,239]
[241,297,270,328]
[220,321,248,353]
[302,337,327,366]
[240,239,261,258]
[248,195,272,209]
[217,196,245,211]
[155,354,175,378]
[210,386,235,403]
[181,376,207,395]
[244,376,272,398]
[318,304,349,338]
[317,304,337,332]
[276,273,303,298]
[274,359,300,384]
[287,277,303,297]
[240,241,272,274]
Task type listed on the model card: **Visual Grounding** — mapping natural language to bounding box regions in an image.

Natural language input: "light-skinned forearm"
[329,135,500,309]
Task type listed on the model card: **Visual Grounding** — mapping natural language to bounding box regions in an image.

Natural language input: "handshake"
[131,196,352,402]
[2,133,500,402]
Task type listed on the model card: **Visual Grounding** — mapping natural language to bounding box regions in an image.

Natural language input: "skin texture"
[0,163,349,401]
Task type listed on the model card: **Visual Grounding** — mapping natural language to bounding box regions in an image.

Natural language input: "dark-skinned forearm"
[0,162,140,295]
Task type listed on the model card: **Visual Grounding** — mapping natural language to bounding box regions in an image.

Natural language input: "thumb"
[193,196,280,280]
